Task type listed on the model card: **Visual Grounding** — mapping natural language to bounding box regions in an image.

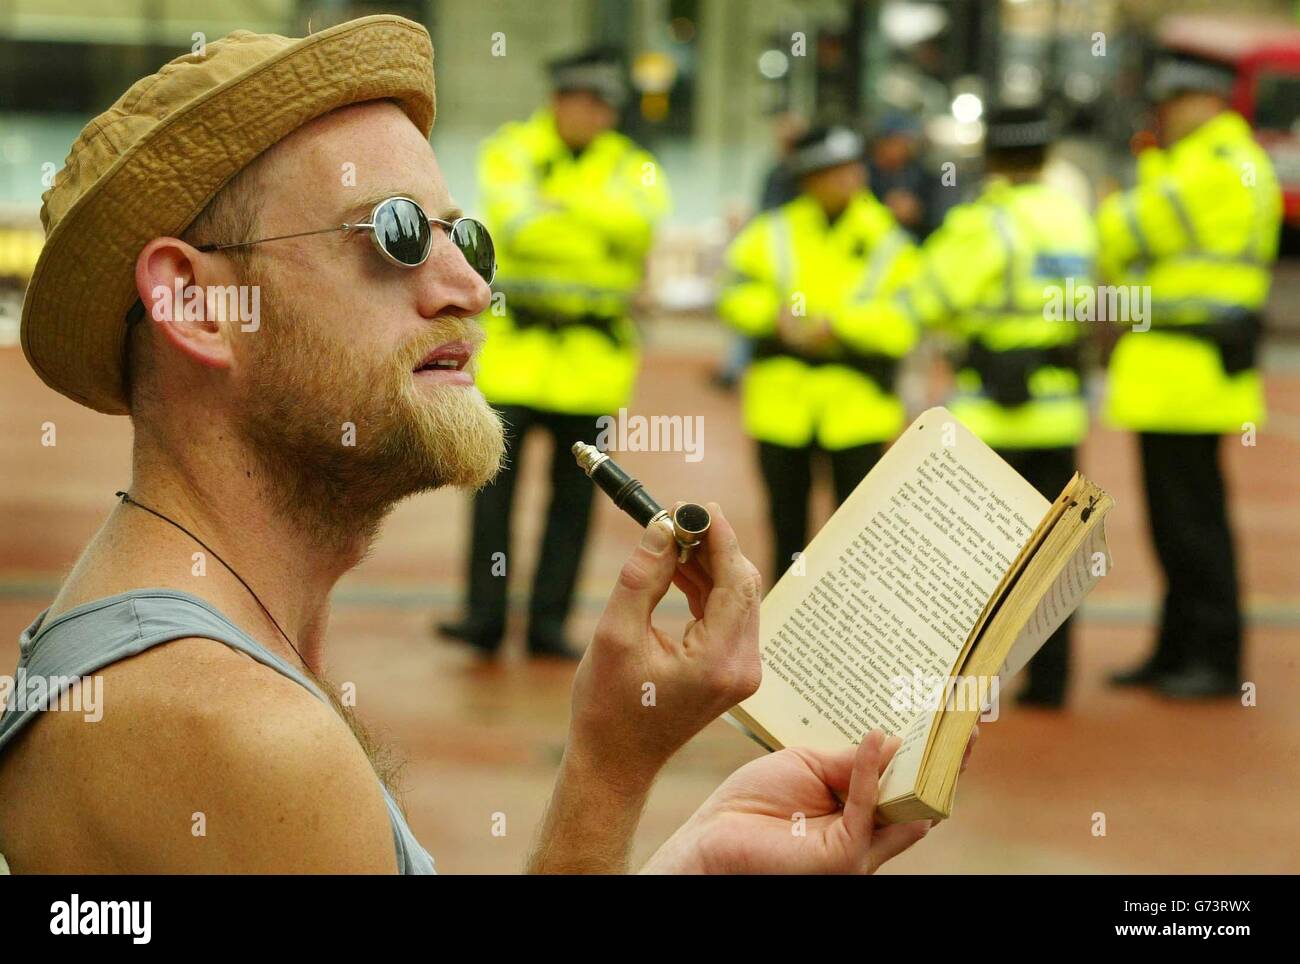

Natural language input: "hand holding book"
[642,725,978,874]
[728,407,1114,824]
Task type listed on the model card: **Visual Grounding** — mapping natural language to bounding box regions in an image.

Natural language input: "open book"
[728,407,1114,824]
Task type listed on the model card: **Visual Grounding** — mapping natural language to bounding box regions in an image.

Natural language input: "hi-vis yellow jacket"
[1099,111,1280,433]
[0,226,42,282]
[718,192,920,449]
[897,179,1097,450]
[474,108,670,415]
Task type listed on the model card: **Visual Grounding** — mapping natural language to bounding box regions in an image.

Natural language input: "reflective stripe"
[1161,251,1266,267]
[1122,193,1152,264]
[990,206,1057,316]
[1161,180,1200,250]
[990,207,1017,311]
[855,228,909,299]
[498,279,630,296]
[496,279,633,303]
[920,266,956,315]
[897,287,922,324]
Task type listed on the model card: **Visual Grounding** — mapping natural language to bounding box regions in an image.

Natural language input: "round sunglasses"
[197,196,496,285]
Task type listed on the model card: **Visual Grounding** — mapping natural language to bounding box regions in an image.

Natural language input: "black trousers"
[756,440,882,580]
[1138,432,1242,677]
[462,404,602,650]
[995,446,1078,702]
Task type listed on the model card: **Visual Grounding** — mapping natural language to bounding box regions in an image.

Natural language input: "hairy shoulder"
[0,637,397,873]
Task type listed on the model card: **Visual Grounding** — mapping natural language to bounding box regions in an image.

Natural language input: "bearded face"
[235,262,506,517]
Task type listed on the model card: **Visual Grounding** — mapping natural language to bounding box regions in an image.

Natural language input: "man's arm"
[1096,148,1244,282]
[562,144,672,260]
[478,128,605,265]
[717,214,782,338]
[829,204,998,356]
[905,203,1007,333]
[827,199,921,356]
[526,744,650,874]
[528,504,764,873]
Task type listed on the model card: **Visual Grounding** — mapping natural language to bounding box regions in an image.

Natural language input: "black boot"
[1108,656,1168,688]
[435,618,503,657]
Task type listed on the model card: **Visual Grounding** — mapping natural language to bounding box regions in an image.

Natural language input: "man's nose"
[415,231,492,320]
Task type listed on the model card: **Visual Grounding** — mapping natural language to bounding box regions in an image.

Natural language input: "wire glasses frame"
[196,195,496,285]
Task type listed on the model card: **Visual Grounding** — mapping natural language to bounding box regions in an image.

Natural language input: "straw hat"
[20,14,436,415]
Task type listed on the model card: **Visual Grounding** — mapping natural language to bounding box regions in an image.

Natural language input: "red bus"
[1157,13,1300,226]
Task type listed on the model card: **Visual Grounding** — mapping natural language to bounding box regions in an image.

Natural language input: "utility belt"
[509,305,627,346]
[961,340,1082,409]
[752,337,900,392]
[1146,310,1262,376]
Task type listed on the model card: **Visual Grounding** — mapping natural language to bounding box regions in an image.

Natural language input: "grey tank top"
[0,588,435,875]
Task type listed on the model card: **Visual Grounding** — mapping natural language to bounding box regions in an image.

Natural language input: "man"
[758,109,808,211]
[439,47,670,659]
[889,106,1098,708]
[719,125,919,582]
[867,110,944,240]
[1101,60,1281,699]
[712,109,807,391]
[0,16,949,874]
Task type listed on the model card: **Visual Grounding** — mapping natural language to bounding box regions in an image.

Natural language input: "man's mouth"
[413,341,474,385]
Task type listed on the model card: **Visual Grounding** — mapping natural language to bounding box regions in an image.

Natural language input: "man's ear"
[134,237,237,370]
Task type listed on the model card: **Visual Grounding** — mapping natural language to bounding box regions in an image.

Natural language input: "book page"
[737,408,1050,752]
[879,488,1113,813]
[999,514,1112,679]
[874,705,934,804]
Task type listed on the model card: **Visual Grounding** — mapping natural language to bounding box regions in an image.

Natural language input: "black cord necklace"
[115,490,310,671]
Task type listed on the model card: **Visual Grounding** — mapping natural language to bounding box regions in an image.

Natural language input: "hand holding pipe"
[571,442,711,563]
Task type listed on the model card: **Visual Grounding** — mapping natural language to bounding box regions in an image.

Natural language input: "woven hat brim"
[20,15,435,415]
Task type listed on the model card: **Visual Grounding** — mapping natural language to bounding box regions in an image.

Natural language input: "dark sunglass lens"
[374,198,432,266]
[451,218,496,284]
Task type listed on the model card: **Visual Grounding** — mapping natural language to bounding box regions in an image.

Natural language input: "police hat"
[548,47,628,108]
[787,125,866,178]
[1147,58,1235,103]
[984,105,1054,151]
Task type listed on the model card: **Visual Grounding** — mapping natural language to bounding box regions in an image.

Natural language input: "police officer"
[440,48,670,658]
[893,106,1098,707]
[1102,60,1281,698]
[719,124,919,581]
